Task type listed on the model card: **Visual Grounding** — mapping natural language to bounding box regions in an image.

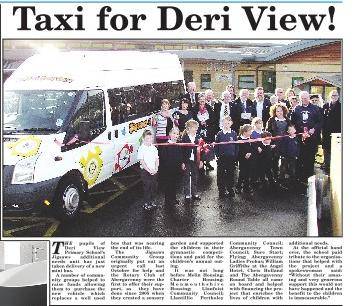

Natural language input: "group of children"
[137,115,300,210]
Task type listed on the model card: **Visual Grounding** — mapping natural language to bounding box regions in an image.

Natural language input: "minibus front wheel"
[54,175,85,220]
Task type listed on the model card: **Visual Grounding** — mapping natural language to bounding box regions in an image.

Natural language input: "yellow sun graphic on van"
[7,135,42,158]
[79,146,103,187]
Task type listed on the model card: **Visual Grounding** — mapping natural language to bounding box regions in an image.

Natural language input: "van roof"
[5,51,184,90]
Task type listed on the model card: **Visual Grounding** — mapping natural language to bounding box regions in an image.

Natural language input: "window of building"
[310,85,324,96]
[325,86,338,101]
[238,75,255,90]
[201,74,211,89]
[292,77,304,87]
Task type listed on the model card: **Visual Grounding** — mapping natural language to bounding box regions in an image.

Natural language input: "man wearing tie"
[213,90,239,134]
[183,81,199,109]
[236,88,255,127]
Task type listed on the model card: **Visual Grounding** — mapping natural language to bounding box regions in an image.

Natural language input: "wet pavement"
[3,163,310,237]
[66,182,306,237]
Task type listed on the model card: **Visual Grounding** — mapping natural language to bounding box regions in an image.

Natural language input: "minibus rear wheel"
[54,176,84,220]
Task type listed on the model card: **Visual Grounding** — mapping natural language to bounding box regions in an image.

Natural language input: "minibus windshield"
[4,90,77,134]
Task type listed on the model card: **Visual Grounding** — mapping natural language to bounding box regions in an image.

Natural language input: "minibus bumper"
[3,168,60,212]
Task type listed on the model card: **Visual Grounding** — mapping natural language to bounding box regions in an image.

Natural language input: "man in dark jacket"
[291,91,322,181]
[213,90,239,134]
[235,88,255,127]
[322,90,341,171]
[183,81,199,110]
[253,87,271,126]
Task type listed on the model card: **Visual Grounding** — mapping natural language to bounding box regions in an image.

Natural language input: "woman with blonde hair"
[153,99,173,143]
[285,88,296,100]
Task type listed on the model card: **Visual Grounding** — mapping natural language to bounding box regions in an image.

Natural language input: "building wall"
[275,63,341,91]
[275,42,341,91]
[183,61,267,97]
[19,241,47,265]
[276,42,341,64]
[3,40,342,99]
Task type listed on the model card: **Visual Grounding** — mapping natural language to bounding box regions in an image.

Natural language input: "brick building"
[3,39,341,100]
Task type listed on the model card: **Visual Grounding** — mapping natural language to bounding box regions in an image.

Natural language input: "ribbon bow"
[302,127,311,142]
[196,139,211,165]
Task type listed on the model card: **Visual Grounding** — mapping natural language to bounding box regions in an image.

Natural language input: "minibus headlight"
[12,155,38,184]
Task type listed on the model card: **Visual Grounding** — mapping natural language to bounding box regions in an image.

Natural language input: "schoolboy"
[160,127,183,205]
[251,117,264,139]
[280,124,300,187]
[251,117,264,185]
[215,116,239,198]
[257,131,276,189]
[137,130,159,210]
[181,119,203,203]
[237,124,254,194]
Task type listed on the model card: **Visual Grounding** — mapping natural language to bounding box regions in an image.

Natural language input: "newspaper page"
[0,0,354,305]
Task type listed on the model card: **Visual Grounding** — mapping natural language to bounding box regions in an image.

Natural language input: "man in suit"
[252,87,271,126]
[292,91,322,181]
[226,84,237,100]
[235,88,255,127]
[213,90,239,133]
[204,89,218,109]
[322,90,341,172]
[183,81,199,109]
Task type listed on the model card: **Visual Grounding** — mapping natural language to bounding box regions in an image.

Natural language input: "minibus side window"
[152,80,185,110]
[108,89,122,126]
[107,81,185,125]
[62,90,105,150]
[88,89,106,133]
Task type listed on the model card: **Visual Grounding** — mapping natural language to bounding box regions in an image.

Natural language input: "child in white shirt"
[137,130,159,210]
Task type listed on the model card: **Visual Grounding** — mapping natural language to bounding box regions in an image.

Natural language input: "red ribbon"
[54,131,310,167]
[154,132,309,166]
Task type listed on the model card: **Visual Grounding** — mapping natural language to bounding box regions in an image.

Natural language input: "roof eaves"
[261,39,340,62]
[294,74,342,88]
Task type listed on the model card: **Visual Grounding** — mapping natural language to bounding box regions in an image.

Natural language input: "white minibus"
[3,51,185,219]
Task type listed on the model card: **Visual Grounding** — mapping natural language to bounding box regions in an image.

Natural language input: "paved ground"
[3,162,311,237]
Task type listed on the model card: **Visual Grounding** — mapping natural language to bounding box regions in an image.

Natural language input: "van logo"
[129,118,151,134]
[7,135,42,158]
[20,75,73,83]
[79,146,103,187]
[114,144,133,172]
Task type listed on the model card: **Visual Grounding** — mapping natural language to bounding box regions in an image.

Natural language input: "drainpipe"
[231,62,236,87]
[255,63,266,88]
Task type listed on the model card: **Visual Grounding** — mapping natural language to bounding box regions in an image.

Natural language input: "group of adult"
[153,81,341,179]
